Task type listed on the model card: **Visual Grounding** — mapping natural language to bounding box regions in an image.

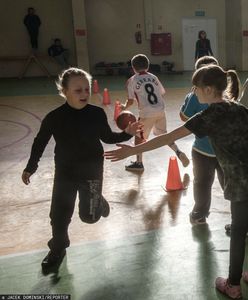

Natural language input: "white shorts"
[139,111,167,140]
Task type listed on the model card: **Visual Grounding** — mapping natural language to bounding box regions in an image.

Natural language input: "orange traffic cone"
[114,100,122,121]
[102,88,111,105]
[165,156,184,191]
[93,79,99,94]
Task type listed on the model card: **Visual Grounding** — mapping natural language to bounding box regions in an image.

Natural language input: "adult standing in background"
[195,30,213,60]
[24,7,41,50]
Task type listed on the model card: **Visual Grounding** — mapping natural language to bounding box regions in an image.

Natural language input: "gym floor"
[0,72,248,300]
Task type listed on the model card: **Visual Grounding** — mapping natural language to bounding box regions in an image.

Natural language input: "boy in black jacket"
[22,67,141,274]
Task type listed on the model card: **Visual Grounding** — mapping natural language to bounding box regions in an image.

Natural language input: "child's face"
[63,76,90,110]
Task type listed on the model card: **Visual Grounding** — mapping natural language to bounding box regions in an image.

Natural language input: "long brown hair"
[192,65,240,100]
[226,70,240,100]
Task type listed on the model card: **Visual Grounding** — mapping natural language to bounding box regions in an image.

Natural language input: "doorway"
[182,18,217,70]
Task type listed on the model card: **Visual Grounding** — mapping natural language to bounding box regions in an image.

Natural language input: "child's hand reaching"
[124,120,143,136]
[104,143,134,162]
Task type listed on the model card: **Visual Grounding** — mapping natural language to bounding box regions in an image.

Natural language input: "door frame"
[182,18,217,70]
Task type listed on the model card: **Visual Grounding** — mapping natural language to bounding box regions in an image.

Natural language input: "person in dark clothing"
[195,30,213,60]
[21,67,141,274]
[23,7,41,49]
[48,38,70,68]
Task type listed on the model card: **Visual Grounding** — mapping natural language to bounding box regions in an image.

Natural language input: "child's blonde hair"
[56,67,92,98]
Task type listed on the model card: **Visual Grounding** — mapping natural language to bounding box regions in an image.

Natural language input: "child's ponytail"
[225,70,240,101]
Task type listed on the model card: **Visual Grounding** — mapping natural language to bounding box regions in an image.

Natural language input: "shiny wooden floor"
[0,78,248,299]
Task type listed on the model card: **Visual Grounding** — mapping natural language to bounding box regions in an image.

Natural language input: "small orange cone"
[165,156,184,191]
[114,100,122,121]
[93,79,99,94]
[102,88,111,105]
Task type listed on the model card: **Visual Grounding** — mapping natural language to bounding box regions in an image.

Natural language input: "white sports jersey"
[127,71,166,118]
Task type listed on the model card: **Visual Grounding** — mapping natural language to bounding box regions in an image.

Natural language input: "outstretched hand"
[104,143,134,162]
[124,120,143,136]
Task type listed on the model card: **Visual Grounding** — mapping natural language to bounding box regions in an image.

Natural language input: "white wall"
[1,0,247,77]
[85,0,226,73]
[225,0,242,69]
[71,0,90,71]
[85,0,147,70]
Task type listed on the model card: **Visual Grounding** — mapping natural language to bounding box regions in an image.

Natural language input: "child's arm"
[121,98,134,110]
[124,77,136,110]
[180,111,189,122]
[22,115,52,184]
[104,125,191,161]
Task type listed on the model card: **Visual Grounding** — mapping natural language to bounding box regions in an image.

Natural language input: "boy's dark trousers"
[191,149,224,219]
[48,171,104,253]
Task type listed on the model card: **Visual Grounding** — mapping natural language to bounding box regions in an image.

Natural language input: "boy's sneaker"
[125,161,144,172]
[101,198,110,218]
[243,271,248,283]
[176,151,190,167]
[189,212,207,225]
[41,249,66,274]
[215,277,242,299]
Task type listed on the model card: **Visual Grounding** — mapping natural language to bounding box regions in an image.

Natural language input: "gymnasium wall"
[0,0,76,78]
[85,0,226,74]
[1,0,247,78]
[241,0,248,70]
[225,0,242,69]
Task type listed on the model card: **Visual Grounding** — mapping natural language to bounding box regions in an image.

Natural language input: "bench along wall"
[0,0,76,78]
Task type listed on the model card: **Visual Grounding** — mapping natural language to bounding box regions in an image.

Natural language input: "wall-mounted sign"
[195,10,205,17]
[243,30,248,37]
[151,33,172,55]
[75,29,86,36]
